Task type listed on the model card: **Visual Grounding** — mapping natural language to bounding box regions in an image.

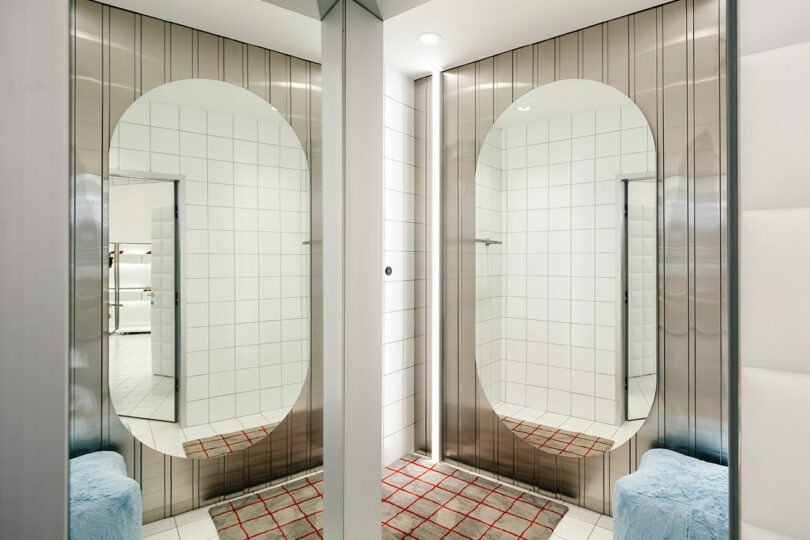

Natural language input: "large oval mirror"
[107,79,310,458]
[475,79,657,457]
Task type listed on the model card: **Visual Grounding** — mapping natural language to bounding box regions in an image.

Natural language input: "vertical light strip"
[430,70,442,462]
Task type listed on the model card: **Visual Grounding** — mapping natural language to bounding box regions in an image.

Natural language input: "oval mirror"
[107,79,310,458]
[475,79,657,457]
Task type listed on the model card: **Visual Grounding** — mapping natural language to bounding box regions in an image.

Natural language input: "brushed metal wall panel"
[534,40,556,87]
[140,17,165,93]
[582,25,603,82]
[693,0,723,464]
[197,32,220,81]
[72,0,104,455]
[413,75,431,455]
[458,63,478,469]
[441,0,727,513]
[607,18,630,95]
[247,45,269,101]
[558,32,579,80]
[270,51,290,120]
[662,0,690,454]
[442,69,461,462]
[512,45,533,100]
[223,39,244,87]
[72,0,323,522]
[493,52,512,119]
[170,25,193,82]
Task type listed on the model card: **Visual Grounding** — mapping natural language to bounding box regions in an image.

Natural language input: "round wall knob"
[385,266,392,276]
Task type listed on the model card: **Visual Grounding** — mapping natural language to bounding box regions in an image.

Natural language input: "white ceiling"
[98,0,670,78]
[384,0,671,77]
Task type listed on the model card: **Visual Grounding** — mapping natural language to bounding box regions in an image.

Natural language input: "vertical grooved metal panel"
[607,18,630,95]
[473,59,496,473]
[662,0,690,454]
[693,0,723,464]
[512,45,533,100]
[441,0,727,514]
[458,63,477,469]
[197,32,219,81]
[270,51,290,120]
[582,25,603,82]
[413,75,432,456]
[71,1,322,522]
[140,17,164,93]
[534,40,555,87]
[72,0,104,455]
[223,38,243,87]
[442,69,461,463]
[558,32,579,80]
[170,25,192,82]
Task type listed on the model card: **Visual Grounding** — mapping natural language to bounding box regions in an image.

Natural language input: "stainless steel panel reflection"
[72,0,104,455]
[693,0,723,464]
[72,0,323,522]
[223,39,244,87]
[458,63,477,468]
[442,0,727,514]
[512,45,533,100]
[582,25,603,82]
[442,69,461,462]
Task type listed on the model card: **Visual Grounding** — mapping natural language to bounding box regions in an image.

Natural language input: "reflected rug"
[208,453,568,539]
[182,423,279,458]
[500,416,614,458]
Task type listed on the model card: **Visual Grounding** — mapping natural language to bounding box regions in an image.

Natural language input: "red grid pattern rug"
[182,423,280,458]
[500,416,614,458]
[208,454,568,539]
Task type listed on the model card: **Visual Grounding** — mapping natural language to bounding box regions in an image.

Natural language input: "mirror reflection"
[474,80,657,457]
[108,79,311,458]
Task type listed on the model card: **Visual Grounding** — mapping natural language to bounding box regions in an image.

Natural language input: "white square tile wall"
[475,105,655,426]
[111,98,310,427]
[382,67,423,465]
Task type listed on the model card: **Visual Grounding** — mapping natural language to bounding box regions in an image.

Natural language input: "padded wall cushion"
[613,448,728,540]
[69,451,141,540]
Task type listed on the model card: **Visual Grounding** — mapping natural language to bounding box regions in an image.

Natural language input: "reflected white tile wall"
[476,105,654,426]
[111,98,309,428]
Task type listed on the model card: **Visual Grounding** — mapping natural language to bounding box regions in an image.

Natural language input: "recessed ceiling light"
[418,32,442,45]
[518,105,531,112]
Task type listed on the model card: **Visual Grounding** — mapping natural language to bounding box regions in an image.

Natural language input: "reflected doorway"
[109,176,178,423]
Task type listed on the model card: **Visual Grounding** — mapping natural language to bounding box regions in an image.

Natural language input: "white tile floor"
[110,333,174,421]
[627,374,655,420]
[492,402,645,450]
[142,467,614,540]
[123,408,290,458]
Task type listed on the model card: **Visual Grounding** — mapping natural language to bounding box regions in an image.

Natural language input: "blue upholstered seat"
[613,449,728,540]
[69,451,141,540]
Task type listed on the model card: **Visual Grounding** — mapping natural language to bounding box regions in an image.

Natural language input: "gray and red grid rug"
[208,453,567,539]
[182,423,280,458]
[499,416,614,458]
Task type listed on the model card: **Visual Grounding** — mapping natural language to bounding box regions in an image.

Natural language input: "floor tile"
[589,526,613,539]
[553,516,596,540]
[143,528,180,540]
[596,514,613,530]
[177,518,218,540]
[141,517,176,537]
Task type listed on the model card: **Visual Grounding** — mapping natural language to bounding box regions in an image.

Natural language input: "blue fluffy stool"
[613,449,728,540]
[69,451,141,540]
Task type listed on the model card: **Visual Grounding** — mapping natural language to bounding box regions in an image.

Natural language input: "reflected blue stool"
[69,451,141,540]
[613,448,728,540]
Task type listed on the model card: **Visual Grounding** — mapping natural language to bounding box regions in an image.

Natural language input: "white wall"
[382,67,422,465]
[740,1,810,538]
[475,104,655,426]
[110,92,310,428]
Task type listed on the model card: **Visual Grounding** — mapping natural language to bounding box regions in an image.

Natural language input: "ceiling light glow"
[418,32,442,45]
